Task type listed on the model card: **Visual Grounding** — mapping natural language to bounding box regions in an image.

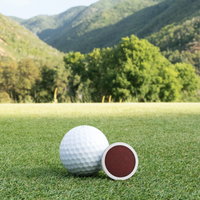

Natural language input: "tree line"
[0,35,199,103]
[147,17,200,52]
[146,17,200,75]
[0,59,70,103]
[65,35,199,102]
[162,50,200,76]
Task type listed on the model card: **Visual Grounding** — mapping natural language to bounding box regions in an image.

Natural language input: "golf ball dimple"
[59,125,109,175]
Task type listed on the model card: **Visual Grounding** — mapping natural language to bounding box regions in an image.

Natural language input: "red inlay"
[105,145,135,177]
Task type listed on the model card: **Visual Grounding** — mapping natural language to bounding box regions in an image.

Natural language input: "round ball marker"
[101,142,138,180]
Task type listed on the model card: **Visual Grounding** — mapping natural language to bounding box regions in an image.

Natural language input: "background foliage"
[63,35,199,103]
[0,59,70,103]
[0,14,63,64]
[9,0,200,81]
[1,0,200,102]
[0,34,199,103]
[10,0,200,55]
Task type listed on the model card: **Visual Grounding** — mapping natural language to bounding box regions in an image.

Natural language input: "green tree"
[0,61,19,101]
[33,64,56,103]
[16,58,40,102]
[54,64,71,102]
[63,35,198,102]
[174,63,199,94]
[85,48,110,101]
[64,52,86,102]
[110,35,181,102]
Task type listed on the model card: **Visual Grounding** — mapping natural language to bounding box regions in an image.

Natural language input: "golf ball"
[59,125,109,175]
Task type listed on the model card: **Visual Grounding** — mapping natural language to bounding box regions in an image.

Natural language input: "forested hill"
[10,0,200,54]
[9,16,25,23]
[7,0,200,75]
[0,14,63,64]
[10,0,164,53]
[10,0,126,41]
[147,17,200,53]
[43,0,164,53]
[54,0,199,54]
[9,0,200,55]
[19,6,87,36]
[146,14,200,75]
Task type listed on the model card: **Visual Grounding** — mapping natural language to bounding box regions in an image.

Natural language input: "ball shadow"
[11,165,110,181]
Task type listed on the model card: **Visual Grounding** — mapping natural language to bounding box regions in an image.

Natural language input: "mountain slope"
[8,0,200,56]
[8,16,25,23]
[137,0,200,38]
[146,15,200,75]
[70,0,126,21]
[20,6,86,36]
[14,0,126,39]
[43,0,164,53]
[146,17,200,52]
[0,14,63,64]
[55,0,200,53]
[9,0,163,53]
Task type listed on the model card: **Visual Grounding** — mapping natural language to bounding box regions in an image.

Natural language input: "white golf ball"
[59,125,109,175]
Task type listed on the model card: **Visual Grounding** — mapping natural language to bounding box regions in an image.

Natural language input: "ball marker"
[101,142,138,180]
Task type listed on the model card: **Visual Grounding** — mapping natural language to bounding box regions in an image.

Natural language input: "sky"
[0,0,99,19]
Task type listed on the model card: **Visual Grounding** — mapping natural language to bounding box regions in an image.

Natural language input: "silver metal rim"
[101,142,139,180]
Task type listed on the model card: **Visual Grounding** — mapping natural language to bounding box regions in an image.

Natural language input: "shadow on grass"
[10,165,111,181]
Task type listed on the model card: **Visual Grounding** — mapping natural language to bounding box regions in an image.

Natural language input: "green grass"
[0,103,200,199]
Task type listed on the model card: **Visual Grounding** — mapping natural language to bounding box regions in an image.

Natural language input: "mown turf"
[0,103,200,199]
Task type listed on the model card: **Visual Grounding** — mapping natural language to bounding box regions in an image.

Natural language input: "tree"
[16,58,40,102]
[85,48,113,101]
[110,35,181,102]
[63,35,198,102]
[54,64,71,102]
[0,61,18,101]
[174,63,199,94]
[33,64,56,103]
[64,52,86,102]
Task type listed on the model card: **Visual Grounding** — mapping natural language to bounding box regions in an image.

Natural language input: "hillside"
[51,0,200,53]
[146,15,200,75]
[20,6,86,36]
[0,14,64,64]
[14,0,125,41]
[44,0,164,53]
[8,0,200,64]
[146,16,200,52]
[10,0,163,53]
[41,0,164,53]
[8,16,25,23]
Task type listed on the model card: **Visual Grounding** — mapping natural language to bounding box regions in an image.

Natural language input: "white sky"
[0,0,99,19]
